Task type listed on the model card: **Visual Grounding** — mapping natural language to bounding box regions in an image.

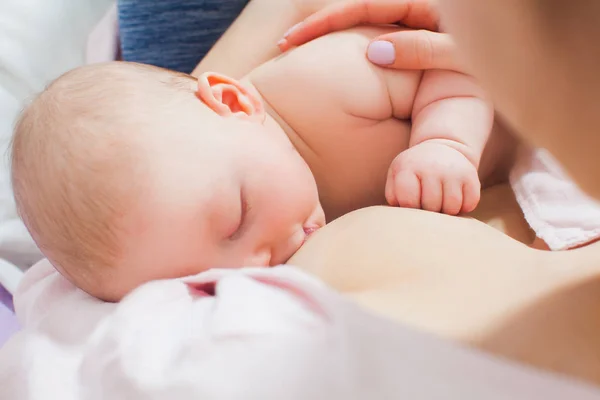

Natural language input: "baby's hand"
[385,142,481,215]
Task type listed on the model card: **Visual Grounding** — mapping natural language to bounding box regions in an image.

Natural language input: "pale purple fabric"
[0,285,13,312]
[0,285,19,347]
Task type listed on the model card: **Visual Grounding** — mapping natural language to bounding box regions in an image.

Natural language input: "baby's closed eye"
[227,186,250,241]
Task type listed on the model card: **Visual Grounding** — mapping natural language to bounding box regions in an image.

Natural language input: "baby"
[11,26,514,301]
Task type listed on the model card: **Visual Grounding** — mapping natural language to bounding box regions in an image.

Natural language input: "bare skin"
[192,0,600,385]
[246,26,517,219]
[193,0,349,78]
[289,189,600,384]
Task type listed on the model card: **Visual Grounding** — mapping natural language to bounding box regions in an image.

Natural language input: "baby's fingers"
[387,170,422,209]
[385,167,398,206]
[441,180,463,216]
[461,177,481,214]
[420,175,443,213]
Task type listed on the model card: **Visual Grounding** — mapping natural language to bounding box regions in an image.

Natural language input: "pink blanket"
[1,260,599,399]
[511,147,600,250]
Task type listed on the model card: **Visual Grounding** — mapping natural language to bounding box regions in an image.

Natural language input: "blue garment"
[117,0,249,73]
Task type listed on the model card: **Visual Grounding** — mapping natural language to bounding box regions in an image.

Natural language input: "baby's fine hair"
[11,62,196,294]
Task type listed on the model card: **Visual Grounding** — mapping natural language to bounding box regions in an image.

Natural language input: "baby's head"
[12,62,324,301]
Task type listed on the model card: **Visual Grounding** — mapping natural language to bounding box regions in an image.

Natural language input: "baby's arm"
[386,70,493,215]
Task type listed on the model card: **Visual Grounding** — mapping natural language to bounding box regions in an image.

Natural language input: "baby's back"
[249,27,516,220]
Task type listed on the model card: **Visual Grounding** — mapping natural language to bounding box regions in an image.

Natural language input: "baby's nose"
[242,248,272,267]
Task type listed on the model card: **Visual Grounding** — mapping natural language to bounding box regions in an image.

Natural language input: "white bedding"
[1,259,600,399]
[0,0,116,291]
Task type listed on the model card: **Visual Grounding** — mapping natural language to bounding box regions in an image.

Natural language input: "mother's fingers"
[279,0,439,51]
[367,29,465,72]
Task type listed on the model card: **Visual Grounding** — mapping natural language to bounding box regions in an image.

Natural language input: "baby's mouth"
[303,226,318,236]
[301,226,320,245]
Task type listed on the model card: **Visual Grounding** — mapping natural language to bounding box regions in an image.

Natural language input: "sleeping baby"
[11,26,515,301]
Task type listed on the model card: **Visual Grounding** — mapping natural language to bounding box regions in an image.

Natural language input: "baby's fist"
[385,142,481,215]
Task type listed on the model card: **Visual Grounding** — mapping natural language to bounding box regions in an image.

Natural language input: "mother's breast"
[288,203,534,293]
[288,204,600,385]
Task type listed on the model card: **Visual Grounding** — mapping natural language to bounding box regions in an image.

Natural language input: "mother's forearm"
[192,0,308,78]
[118,0,248,73]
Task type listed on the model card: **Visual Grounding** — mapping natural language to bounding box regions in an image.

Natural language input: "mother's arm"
[192,0,346,78]
[191,0,452,78]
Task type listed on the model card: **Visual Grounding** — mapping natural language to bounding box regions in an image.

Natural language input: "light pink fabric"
[85,3,118,65]
[511,147,600,250]
[1,260,599,399]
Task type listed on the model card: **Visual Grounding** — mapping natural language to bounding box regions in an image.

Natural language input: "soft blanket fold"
[1,260,599,399]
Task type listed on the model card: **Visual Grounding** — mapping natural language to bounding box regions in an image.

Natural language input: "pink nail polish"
[367,41,395,65]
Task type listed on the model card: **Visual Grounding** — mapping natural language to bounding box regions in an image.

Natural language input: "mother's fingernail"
[367,41,395,65]
[283,22,302,38]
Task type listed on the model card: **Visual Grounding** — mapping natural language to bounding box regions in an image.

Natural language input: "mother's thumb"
[367,30,464,72]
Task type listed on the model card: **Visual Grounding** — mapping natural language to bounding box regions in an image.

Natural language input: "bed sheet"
[0,0,117,299]
[0,0,117,349]
[0,0,115,273]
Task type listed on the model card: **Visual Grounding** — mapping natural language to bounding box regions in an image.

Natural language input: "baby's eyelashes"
[227,187,250,241]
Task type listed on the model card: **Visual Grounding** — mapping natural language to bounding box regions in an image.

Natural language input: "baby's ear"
[196,72,265,123]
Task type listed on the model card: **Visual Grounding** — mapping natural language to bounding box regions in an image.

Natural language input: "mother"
[119,0,600,385]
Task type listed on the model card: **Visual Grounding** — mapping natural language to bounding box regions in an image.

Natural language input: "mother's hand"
[279,0,464,72]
